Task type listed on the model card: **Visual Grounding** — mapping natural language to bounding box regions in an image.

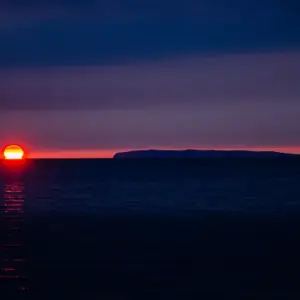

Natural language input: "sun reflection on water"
[0,181,28,296]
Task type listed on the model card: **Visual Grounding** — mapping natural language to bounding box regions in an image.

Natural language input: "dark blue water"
[1,159,300,299]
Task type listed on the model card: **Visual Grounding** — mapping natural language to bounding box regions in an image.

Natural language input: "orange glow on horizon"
[28,149,116,159]
[3,145,25,160]
[22,146,300,159]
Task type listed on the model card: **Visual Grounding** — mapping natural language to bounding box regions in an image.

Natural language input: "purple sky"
[1,1,300,157]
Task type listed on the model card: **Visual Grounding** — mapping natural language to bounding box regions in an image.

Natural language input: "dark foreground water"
[1,159,300,299]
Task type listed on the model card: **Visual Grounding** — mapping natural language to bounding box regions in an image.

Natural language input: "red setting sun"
[3,145,25,160]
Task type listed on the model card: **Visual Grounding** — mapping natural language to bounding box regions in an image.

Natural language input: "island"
[113,149,298,159]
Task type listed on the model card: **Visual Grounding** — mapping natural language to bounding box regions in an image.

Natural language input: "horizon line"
[19,146,300,159]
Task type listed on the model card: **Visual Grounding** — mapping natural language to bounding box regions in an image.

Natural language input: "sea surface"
[1,159,300,299]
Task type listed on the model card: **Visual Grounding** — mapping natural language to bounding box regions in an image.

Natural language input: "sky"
[0,0,300,158]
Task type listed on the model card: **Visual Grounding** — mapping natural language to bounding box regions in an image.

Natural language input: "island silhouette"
[113,149,298,159]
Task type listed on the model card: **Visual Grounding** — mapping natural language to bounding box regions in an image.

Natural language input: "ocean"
[1,159,300,299]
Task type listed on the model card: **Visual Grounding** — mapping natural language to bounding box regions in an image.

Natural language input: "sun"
[3,145,25,160]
